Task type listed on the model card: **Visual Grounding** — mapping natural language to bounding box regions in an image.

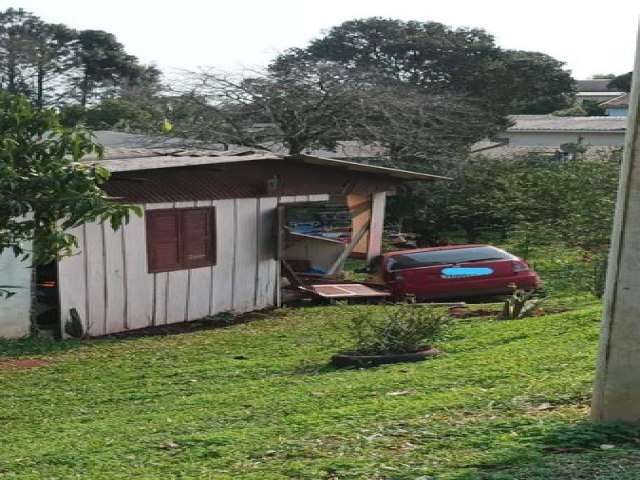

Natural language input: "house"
[575,79,624,105]
[0,147,443,339]
[600,93,630,117]
[493,114,626,147]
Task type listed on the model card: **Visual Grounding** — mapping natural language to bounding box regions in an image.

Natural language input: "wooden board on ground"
[300,283,390,299]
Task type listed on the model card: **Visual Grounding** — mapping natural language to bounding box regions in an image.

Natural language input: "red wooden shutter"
[181,208,216,268]
[146,210,181,272]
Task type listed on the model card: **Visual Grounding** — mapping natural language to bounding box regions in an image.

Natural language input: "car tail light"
[512,261,529,273]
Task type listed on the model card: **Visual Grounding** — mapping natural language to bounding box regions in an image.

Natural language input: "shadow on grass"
[0,336,94,359]
[454,421,640,480]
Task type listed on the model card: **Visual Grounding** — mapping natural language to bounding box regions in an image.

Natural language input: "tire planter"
[331,347,440,368]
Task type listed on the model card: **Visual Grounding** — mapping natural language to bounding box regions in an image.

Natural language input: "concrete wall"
[0,248,32,339]
[504,131,626,147]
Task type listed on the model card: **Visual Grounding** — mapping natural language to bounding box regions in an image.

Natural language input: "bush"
[348,304,449,355]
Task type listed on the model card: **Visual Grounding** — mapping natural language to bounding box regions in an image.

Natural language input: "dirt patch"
[0,358,56,370]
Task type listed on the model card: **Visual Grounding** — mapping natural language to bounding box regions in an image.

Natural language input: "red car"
[365,244,540,301]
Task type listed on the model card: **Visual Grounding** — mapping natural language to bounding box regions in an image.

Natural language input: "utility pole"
[592,25,640,421]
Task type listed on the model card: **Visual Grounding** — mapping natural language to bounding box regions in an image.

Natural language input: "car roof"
[381,244,494,258]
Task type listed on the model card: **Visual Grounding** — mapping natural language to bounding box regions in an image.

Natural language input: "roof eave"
[287,154,450,181]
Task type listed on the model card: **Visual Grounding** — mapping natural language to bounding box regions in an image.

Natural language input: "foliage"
[63,307,84,338]
[347,304,449,354]
[176,64,499,168]
[608,72,632,92]
[0,93,139,264]
[60,98,154,131]
[501,288,545,319]
[390,150,621,250]
[273,17,575,115]
[2,302,629,479]
[0,8,159,109]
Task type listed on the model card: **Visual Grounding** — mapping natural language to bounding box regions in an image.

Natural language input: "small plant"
[348,304,449,355]
[64,308,84,338]
[501,288,544,319]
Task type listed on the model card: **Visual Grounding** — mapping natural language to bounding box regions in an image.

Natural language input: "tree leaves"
[0,93,139,264]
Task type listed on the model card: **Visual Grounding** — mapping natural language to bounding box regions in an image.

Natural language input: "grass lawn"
[4,300,640,479]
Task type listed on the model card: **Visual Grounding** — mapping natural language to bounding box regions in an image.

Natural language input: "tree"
[608,72,632,92]
[74,30,145,107]
[272,18,575,115]
[174,63,501,170]
[0,9,78,109]
[0,93,139,264]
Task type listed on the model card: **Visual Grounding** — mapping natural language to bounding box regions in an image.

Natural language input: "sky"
[4,0,640,79]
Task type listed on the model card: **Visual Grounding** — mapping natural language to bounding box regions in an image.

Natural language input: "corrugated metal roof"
[84,150,282,172]
[508,115,628,132]
[84,147,445,181]
[103,160,403,203]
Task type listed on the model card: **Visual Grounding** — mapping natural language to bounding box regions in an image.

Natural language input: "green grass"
[3,300,640,479]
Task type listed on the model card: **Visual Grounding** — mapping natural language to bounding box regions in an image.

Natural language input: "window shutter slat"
[182,209,215,268]
[147,210,180,271]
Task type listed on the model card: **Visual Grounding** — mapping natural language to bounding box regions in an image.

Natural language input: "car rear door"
[386,247,515,296]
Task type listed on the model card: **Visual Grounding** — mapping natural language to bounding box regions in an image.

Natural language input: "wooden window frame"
[146,207,217,273]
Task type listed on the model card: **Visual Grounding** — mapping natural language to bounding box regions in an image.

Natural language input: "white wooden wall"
[57,194,329,337]
[0,247,32,338]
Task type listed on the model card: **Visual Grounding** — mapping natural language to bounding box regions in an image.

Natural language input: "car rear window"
[387,246,512,271]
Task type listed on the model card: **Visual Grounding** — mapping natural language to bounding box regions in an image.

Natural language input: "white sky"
[5,0,640,79]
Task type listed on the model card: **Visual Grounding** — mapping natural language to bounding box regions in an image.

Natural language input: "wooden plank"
[188,200,215,319]
[164,202,194,323]
[300,283,390,298]
[211,199,235,314]
[58,225,88,338]
[232,198,258,313]
[153,272,169,326]
[123,207,154,330]
[367,192,387,261]
[326,221,371,275]
[255,197,278,309]
[145,202,174,211]
[84,221,106,336]
[166,269,189,323]
[308,194,330,202]
[103,222,127,334]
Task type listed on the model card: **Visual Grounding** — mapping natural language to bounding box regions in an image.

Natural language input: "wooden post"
[592,25,640,422]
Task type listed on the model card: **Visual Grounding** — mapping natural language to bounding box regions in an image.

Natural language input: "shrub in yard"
[347,304,449,355]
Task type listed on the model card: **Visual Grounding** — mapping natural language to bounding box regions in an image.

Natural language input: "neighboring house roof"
[576,79,620,93]
[469,142,620,159]
[599,93,630,108]
[507,115,627,132]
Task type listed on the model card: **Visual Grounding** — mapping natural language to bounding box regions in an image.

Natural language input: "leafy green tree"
[60,98,153,131]
[608,72,632,92]
[0,93,139,264]
[0,8,78,109]
[272,17,575,115]
[75,29,144,106]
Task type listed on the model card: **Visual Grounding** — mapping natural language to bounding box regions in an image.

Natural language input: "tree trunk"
[36,64,44,110]
[80,70,89,107]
